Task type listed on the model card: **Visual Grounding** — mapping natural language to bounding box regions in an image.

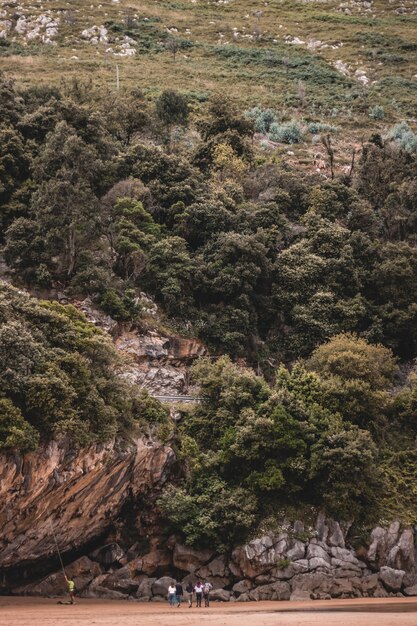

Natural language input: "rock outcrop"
[0,436,174,591]
[5,502,417,603]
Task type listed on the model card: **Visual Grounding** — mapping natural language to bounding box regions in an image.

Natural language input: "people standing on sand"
[65,576,76,605]
[175,581,183,607]
[203,580,213,607]
[186,581,194,607]
[168,583,176,608]
[194,580,203,607]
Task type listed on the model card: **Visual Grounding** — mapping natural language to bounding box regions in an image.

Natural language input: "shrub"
[308,122,339,134]
[369,105,385,120]
[246,107,278,134]
[269,121,303,144]
[385,121,417,152]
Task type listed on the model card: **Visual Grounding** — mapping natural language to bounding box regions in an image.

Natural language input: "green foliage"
[160,354,384,547]
[308,122,339,134]
[369,105,385,120]
[269,121,303,144]
[156,90,189,128]
[385,122,417,152]
[0,282,166,449]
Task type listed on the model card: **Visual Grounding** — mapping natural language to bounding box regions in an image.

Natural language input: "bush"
[369,105,385,120]
[385,121,417,152]
[308,122,339,134]
[246,107,277,134]
[269,121,303,144]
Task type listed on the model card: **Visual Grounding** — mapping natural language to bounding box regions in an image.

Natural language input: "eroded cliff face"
[0,435,175,590]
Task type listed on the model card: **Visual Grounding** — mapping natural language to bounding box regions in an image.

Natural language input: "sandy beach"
[1,597,417,626]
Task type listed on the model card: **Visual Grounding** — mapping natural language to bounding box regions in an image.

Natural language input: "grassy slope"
[3,0,417,120]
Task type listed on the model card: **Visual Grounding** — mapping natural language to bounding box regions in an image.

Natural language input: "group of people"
[168,580,213,608]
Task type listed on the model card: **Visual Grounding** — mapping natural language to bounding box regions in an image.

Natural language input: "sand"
[1,597,417,626]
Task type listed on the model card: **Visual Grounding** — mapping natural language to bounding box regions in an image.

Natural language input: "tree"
[29,122,102,281]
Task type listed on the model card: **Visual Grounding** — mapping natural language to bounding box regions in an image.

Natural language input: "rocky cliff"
[0,435,175,591]
[3,443,417,605]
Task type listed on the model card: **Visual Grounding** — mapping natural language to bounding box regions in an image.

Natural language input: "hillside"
[3,0,417,607]
[2,0,417,124]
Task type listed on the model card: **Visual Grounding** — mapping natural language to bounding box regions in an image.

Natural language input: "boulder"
[290,590,312,601]
[286,540,306,561]
[388,528,415,575]
[206,556,228,578]
[271,560,309,580]
[309,557,331,570]
[173,543,214,573]
[235,592,250,602]
[379,566,405,592]
[404,584,417,596]
[232,580,252,595]
[291,572,333,595]
[14,556,101,596]
[101,576,139,595]
[90,543,126,568]
[306,543,330,563]
[151,576,175,596]
[249,581,290,601]
[210,589,231,602]
[136,577,157,599]
[330,578,354,597]
[360,574,379,594]
[367,523,401,567]
[141,550,172,576]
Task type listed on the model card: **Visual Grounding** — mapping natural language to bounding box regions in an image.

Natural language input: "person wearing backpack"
[203,580,213,607]
[186,581,194,607]
[175,581,184,607]
[194,580,203,607]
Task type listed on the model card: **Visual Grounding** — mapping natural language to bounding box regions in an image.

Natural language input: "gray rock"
[232,580,252,595]
[101,577,139,595]
[290,590,312,601]
[293,520,305,534]
[330,547,360,565]
[150,595,167,602]
[249,581,290,601]
[286,540,306,561]
[330,578,354,597]
[379,566,405,592]
[151,576,175,597]
[206,556,228,578]
[309,557,331,570]
[306,543,330,563]
[404,584,417,596]
[90,543,126,567]
[136,577,157,598]
[210,589,231,602]
[136,595,151,602]
[291,572,333,594]
[172,543,214,573]
[235,592,250,602]
[360,574,379,594]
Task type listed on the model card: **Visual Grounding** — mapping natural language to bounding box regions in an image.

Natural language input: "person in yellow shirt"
[65,576,76,604]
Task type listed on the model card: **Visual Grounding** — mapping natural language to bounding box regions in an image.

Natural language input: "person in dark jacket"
[186,581,193,607]
[175,581,184,607]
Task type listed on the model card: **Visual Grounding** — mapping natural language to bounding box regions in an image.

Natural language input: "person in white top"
[168,583,176,608]
[194,581,203,607]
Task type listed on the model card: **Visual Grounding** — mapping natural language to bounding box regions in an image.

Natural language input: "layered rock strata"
[0,436,174,590]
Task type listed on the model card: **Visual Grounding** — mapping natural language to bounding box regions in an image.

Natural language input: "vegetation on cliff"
[2,68,417,542]
[160,338,417,548]
[0,283,168,450]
